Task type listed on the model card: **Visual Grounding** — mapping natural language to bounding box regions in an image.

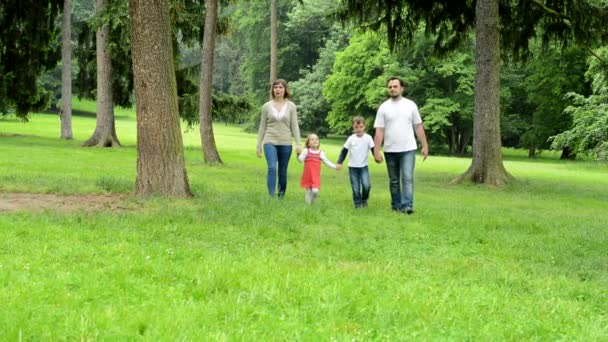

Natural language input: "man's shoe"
[405,207,414,215]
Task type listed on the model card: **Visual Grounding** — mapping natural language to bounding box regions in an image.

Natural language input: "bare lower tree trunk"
[270,0,278,84]
[199,0,222,164]
[453,0,512,186]
[528,144,536,158]
[129,0,192,198]
[60,0,73,140]
[83,0,120,147]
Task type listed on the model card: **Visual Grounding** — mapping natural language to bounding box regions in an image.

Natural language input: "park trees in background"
[551,47,608,160]
[520,46,588,158]
[60,0,74,139]
[0,0,62,119]
[336,0,608,185]
[129,0,192,197]
[323,32,413,135]
[291,26,349,136]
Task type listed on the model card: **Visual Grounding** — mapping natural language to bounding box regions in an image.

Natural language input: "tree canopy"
[0,0,63,118]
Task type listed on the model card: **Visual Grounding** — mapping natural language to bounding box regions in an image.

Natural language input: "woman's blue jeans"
[384,150,416,210]
[263,144,292,197]
[349,166,371,207]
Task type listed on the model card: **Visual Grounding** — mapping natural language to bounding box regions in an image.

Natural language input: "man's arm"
[373,128,384,163]
[415,123,429,160]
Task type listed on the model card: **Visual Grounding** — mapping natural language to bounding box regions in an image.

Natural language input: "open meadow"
[1,102,607,340]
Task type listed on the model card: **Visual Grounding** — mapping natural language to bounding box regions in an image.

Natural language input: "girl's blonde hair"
[304,133,319,148]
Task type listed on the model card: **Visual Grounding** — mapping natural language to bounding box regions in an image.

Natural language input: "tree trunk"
[83,0,120,147]
[528,144,536,158]
[560,146,576,160]
[129,0,192,198]
[453,0,512,186]
[60,0,73,140]
[449,125,456,155]
[270,0,278,84]
[199,0,223,164]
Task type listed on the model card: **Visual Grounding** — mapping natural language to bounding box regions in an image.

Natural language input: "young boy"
[336,116,375,208]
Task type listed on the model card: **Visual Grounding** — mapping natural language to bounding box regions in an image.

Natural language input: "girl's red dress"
[301,149,322,188]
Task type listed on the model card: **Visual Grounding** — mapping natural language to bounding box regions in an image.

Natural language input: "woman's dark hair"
[270,79,291,99]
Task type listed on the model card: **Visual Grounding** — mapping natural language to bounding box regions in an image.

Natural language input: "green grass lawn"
[1,101,607,340]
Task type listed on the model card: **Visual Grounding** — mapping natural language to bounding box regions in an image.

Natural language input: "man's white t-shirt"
[343,133,374,167]
[373,97,422,152]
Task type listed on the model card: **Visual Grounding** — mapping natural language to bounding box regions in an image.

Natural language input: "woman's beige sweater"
[256,100,301,149]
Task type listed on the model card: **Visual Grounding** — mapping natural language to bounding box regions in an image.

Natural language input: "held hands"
[336,164,343,171]
[374,151,383,164]
[295,145,302,156]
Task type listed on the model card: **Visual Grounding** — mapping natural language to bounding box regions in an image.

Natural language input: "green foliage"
[0,0,63,119]
[416,38,474,155]
[323,32,412,134]
[280,0,339,82]
[176,63,254,129]
[291,26,349,136]
[549,48,608,160]
[521,45,588,154]
[551,93,608,159]
[232,0,297,103]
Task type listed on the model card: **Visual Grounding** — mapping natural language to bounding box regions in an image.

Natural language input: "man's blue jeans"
[349,166,371,207]
[384,150,416,210]
[263,144,292,197]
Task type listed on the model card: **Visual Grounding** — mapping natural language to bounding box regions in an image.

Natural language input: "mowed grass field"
[1,101,607,340]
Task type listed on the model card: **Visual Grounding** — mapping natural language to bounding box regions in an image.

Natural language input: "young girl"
[298,134,338,204]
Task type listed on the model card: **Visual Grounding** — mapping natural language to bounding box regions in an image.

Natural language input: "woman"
[256,79,302,198]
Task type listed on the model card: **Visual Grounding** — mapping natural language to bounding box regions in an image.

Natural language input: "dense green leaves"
[323,32,411,134]
[0,0,63,118]
[551,48,608,159]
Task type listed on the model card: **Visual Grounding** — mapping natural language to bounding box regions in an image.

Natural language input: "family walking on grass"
[256,77,429,213]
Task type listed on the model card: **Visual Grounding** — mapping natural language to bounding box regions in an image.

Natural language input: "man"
[373,76,429,214]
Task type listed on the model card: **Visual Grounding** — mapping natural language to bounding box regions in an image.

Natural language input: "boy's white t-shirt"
[374,97,422,152]
[343,133,374,167]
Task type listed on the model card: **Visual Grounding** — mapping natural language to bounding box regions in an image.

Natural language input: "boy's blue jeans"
[384,150,416,210]
[349,166,371,207]
[263,144,292,197]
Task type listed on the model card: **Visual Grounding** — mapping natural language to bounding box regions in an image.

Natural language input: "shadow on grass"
[40,109,131,121]
[0,132,135,149]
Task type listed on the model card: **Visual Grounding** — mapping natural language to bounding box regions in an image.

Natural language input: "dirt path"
[0,192,131,213]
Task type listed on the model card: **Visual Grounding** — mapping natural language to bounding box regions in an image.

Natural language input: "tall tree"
[82,0,120,147]
[270,0,278,84]
[60,0,73,139]
[129,0,192,197]
[199,0,223,163]
[456,0,511,184]
[337,0,608,185]
[0,0,62,118]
